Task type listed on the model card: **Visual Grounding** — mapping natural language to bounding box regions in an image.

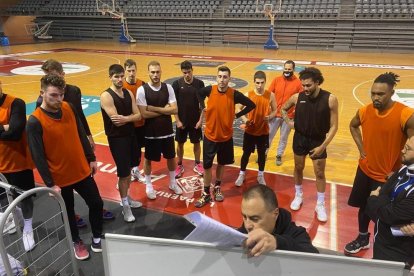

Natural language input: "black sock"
[203,186,210,194]
[178,161,182,166]
[195,160,200,164]
[215,180,221,187]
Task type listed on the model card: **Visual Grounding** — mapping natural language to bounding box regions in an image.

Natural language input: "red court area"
[34,144,373,257]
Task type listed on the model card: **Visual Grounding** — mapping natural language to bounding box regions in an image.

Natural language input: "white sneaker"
[120,197,143,209]
[2,213,16,234]
[122,205,135,223]
[290,193,303,211]
[22,230,36,251]
[257,175,266,185]
[235,174,245,187]
[169,184,183,195]
[146,188,157,200]
[131,168,145,182]
[315,202,328,222]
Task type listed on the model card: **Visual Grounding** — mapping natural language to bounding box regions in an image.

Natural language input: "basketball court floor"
[2,40,414,260]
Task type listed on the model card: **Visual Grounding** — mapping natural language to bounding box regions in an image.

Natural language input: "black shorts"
[203,136,234,169]
[108,135,139,178]
[134,126,146,150]
[348,166,383,208]
[243,133,269,154]
[293,131,327,160]
[145,136,176,162]
[175,127,202,144]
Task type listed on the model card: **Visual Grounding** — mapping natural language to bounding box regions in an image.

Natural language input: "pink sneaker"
[73,240,90,260]
[193,163,204,176]
[175,164,184,178]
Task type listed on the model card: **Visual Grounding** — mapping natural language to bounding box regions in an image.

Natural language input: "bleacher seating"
[355,0,414,18]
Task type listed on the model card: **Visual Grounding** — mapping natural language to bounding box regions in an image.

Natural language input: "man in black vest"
[281,67,338,223]
[100,64,142,223]
[137,61,183,200]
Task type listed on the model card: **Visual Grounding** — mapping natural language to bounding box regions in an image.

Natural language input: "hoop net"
[256,0,282,17]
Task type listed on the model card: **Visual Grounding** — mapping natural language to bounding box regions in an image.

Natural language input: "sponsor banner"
[255,64,305,72]
[26,95,101,116]
[175,60,225,67]
[392,89,414,108]
[165,75,248,90]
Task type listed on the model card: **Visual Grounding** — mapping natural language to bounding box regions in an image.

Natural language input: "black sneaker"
[91,238,102,253]
[344,233,370,254]
[194,193,211,208]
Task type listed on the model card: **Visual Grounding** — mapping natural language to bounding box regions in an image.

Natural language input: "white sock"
[169,171,176,187]
[93,237,101,243]
[23,218,33,233]
[145,174,152,185]
[295,185,303,195]
[121,197,129,206]
[317,192,325,204]
[239,171,246,175]
[258,171,264,176]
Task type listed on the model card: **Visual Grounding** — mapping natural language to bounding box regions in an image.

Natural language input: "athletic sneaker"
[290,193,303,211]
[122,205,135,223]
[175,164,184,179]
[102,209,115,220]
[169,184,183,195]
[257,175,266,185]
[315,202,328,222]
[194,192,211,208]
[119,197,143,208]
[213,186,224,202]
[146,188,157,200]
[344,233,371,254]
[193,163,204,176]
[235,174,245,187]
[91,238,102,253]
[2,213,16,234]
[73,240,89,260]
[22,231,35,252]
[131,168,145,182]
[276,155,282,166]
[75,215,87,228]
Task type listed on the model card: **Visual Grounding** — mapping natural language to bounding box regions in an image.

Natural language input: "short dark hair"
[148,60,161,70]
[254,70,266,81]
[124,59,136,68]
[299,67,324,85]
[109,64,124,77]
[218,66,231,76]
[243,185,278,211]
[180,60,193,70]
[284,60,295,69]
[374,72,400,88]
[41,59,64,74]
[41,74,65,91]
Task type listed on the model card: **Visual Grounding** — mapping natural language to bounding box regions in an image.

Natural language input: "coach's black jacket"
[366,165,414,268]
[238,208,319,254]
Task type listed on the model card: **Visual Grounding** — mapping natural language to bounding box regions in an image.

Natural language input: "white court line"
[92,130,105,138]
[231,61,249,71]
[330,182,338,251]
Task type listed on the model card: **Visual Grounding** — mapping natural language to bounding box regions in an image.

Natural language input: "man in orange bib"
[194,66,255,208]
[27,74,104,261]
[345,72,414,254]
[0,79,35,252]
[235,71,276,187]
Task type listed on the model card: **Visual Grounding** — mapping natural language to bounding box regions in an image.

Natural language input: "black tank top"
[294,89,331,139]
[101,88,134,137]
[143,83,174,137]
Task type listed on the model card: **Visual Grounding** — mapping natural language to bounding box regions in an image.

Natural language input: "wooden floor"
[2,40,414,186]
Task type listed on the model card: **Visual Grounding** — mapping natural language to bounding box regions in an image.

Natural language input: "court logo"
[176,175,204,193]
[175,60,225,68]
[255,64,305,72]
[165,75,248,89]
[393,89,414,108]
[11,63,90,76]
